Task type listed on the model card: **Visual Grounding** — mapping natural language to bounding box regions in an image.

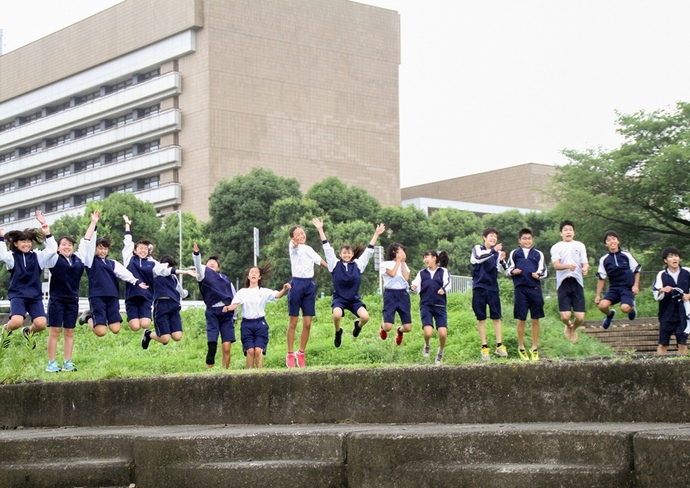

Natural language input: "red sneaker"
[295,350,306,368]
[286,353,296,368]
[395,327,403,345]
[380,328,387,340]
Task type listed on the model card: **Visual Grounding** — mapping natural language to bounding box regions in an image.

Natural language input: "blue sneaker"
[45,360,60,373]
[61,360,77,372]
[602,309,616,330]
[628,308,637,321]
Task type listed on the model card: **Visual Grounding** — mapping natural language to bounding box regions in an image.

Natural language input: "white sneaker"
[435,348,443,365]
[423,343,430,357]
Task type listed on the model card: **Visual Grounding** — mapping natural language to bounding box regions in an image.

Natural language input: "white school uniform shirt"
[380,260,410,290]
[322,241,374,273]
[550,240,588,288]
[289,241,322,278]
[231,286,280,319]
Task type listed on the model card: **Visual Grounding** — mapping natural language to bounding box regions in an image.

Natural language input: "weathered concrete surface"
[633,425,690,487]
[0,423,686,488]
[0,360,689,428]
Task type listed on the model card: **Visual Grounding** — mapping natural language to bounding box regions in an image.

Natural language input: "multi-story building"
[0,0,400,230]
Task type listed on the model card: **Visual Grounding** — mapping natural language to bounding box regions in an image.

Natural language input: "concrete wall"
[1,360,688,428]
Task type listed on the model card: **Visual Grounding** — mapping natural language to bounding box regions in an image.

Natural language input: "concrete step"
[1,423,686,488]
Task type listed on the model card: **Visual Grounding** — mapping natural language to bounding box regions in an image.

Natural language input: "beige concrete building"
[0,0,400,229]
[401,162,556,216]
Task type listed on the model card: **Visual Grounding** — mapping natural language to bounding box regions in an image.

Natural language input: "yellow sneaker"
[495,344,508,358]
[530,349,539,361]
[481,346,491,361]
[518,349,529,361]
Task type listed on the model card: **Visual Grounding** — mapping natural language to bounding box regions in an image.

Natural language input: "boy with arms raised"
[595,231,640,329]
[505,228,547,361]
[550,221,589,344]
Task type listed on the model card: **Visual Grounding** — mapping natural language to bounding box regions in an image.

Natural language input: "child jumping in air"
[286,224,327,368]
[505,228,547,361]
[312,218,385,347]
[471,227,508,361]
[652,247,690,356]
[595,230,640,329]
[193,243,236,369]
[141,255,197,350]
[411,250,450,365]
[122,214,156,332]
[83,213,149,337]
[44,211,98,372]
[227,263,291,369]
[380,242,412,345]
[0,211,56,347]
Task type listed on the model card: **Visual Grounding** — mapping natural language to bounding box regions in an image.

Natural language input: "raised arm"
[35,211,57,268]
[192,242,206,281]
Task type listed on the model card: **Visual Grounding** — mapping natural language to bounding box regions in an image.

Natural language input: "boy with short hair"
[471,227,508,361]
[550,220,589,344]
[652,247,690,356]
[595,230,641,329]
[505,228,547,361]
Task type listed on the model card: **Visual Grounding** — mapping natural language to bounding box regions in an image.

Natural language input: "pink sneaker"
[395,326,403,345]
[295,350,306,368]
[286,352,296,368]
[380,328,387,340]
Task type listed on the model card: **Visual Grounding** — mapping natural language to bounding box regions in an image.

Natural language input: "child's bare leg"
[382,322,394,333]
[492,319,502,344]
[91,324,108,337]
[299,316,312,352]
[108,322,121,334]
[47,328,60,361]
[30,316,47,333]
[246,349,255,368]
[128,318,141,332]
[531,319,540,350]
[477,320,487,345]
[6,315,25,332]
[516,320,526,349]
[287,316,299,353]
[401,322,412,333]
[572,312,585,329]
[598,299,613,316]
[222,341,231,369]
[356,307,370,327]
[678,344,688,355]
[254,347,264,368]
[657,344,668,355]
[423,325,433,346]
[438,327,447,350]
[332,308,343,332]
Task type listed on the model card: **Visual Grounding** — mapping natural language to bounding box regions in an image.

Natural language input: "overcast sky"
[3,0,690,187]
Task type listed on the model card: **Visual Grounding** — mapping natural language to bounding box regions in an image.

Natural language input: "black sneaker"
[352,320,361,337]
[78,311,91,325]
[141,329,152,350]
[22,327,36,349]
[334,328,343,348]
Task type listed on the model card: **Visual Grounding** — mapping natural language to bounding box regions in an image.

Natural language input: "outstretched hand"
[374,223,386,236]
[123,215,131,226]
[193,242,200,253]
[312,218,324,230]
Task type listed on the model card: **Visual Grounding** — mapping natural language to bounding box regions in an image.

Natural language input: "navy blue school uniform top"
[411,267,450,307]
[122,232,155,301]
[46,236,94,299]
[596,249,640,289]
[653,266,690,324]
[322,240,375,302]
[192,252,236,307]
[506,247,547,288]
[0,235,57,299]
[470,245,507,292]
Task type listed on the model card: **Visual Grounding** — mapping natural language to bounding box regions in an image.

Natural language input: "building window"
[18,174,42,188]
[0,181,16,194]
[0,212,15,224]
[19,206,41,219]
[0,121,14,133]
[46,132,71,148]
[46,198,71,212]
[0,152,13,163]
[45,166,71,180]
[106,182,133,196]
[81,190,101,203]
[139,176,160,190]
[139,140,160,153]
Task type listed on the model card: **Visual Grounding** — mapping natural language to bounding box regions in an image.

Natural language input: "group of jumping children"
[0,212,687,373]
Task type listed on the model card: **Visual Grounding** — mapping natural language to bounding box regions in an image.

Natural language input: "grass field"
[0,288,663,384]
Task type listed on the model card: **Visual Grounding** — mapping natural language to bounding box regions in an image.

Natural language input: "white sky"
[3,0,690,187]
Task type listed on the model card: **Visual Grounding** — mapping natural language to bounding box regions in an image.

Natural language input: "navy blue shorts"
[241,317,269,355]
[89,296,122,325]
[659,321,689,346]
[602,287,635,308]
[420,304,447,328]
[205,307,236,343]
[48,297,79,329]
[472,288,502,321]
[331,297,365,317]
[382,288,411,324]
[154,299,182,336]
[557,278,586,313]
[10,297,45,321]
[513,286,545,321]
[125,296,153,321]
[288,277,316,317]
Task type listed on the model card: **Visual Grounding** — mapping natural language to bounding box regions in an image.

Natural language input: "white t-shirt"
[230,286,280,319]
[550,240,588,288]
[380,260,410,290]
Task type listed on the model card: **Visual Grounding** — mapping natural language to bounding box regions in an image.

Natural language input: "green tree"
[482,209,527,245]
[377,205,432,272]
[428,208,482,243]
[157,211,208,269]
[550,101,690,260]
[207,168,301,280]
[306,176,381,224]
